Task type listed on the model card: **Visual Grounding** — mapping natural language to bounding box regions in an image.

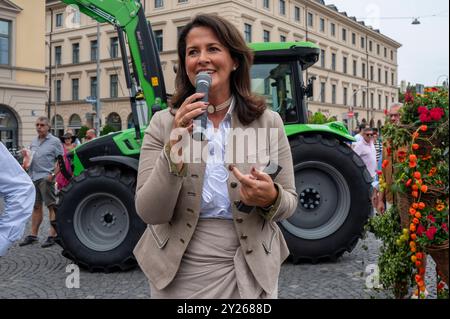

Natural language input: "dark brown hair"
[171,14,266,125]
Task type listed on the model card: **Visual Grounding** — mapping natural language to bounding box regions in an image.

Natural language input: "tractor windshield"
[251,62,298,123]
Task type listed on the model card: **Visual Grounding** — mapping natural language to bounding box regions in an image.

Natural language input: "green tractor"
[56,0,371,271]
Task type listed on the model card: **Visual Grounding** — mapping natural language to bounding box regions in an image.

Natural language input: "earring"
[233,66,237,71]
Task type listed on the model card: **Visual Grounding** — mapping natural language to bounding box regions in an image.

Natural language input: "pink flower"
[417,106,428,114]
[426,226,437,240]
[417,224,426,236]
[442,223,448,233]
[419,112,432,122]
[430,108,444,121]
[427,215,436,223]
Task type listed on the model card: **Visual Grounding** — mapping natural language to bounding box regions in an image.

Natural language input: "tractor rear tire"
[55,166,145,272]
[280,133,372,263]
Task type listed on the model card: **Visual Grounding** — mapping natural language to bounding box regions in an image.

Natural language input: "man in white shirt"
[0,142,35,256]
[353,127,377,180]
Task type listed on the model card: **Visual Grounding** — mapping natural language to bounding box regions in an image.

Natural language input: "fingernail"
[228,164,235,171]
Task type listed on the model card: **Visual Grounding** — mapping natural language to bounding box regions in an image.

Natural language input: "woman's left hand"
[230,166,278,207]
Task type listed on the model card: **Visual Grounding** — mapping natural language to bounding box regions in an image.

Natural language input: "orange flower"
[412,143,419,150]
[417,179,423,185]
[409,161,417,168]
[382,160,389,169]
[420,285,426,292]
[412,132,419,139]
[428,167,437,176]
[412,184,419,191]
[420,125,428,132]
[413,172,421,179]
[415,274,422,283]
[406,179,412,187]
[410,233,417,240]
[411,246,417,253]
[413,218,419,224]
[421,185,428,193]
[417,280,425,287]
[411,255,417,263]
[416,252,423,260]
[412,203,419,209]
[421,155,432,161]
[415,260,422,268]
[436,204,446,211]
[418,267,425,275]
[414,212,422,219]
[410,224,416,232]
[412,191,419,198]
[409,208,417,215]
[409,154,417,162]
[418,202,426,210]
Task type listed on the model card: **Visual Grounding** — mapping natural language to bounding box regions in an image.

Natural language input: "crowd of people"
[0,120,96,254]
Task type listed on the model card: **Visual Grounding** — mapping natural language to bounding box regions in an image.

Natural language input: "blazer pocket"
[149,223,170,249]
[262,223,277,254]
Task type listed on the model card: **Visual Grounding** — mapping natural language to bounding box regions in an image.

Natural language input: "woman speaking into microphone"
[134,14,297,299]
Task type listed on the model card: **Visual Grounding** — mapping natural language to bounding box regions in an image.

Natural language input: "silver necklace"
[207,96,233,114]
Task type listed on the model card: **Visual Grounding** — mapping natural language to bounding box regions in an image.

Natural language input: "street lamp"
[436,74,449,87]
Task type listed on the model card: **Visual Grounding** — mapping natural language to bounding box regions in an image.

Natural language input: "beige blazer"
[133,107,298,295]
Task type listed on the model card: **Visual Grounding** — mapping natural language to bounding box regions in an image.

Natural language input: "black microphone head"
[195,72,212,88]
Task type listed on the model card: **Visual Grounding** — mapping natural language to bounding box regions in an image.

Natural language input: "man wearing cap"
[19,116,63,248]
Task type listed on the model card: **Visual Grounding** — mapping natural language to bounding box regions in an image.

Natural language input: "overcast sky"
[327,0,449,87]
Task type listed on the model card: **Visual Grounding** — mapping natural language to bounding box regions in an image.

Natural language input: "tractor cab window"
[250,62,297,123]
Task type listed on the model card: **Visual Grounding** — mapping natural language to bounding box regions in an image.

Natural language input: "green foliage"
[77,126,89,140]
[370,207,414,298]
[100,124,117,136]
[308,111,336,124]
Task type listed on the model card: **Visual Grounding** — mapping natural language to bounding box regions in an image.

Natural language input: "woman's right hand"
[172,92,208,135]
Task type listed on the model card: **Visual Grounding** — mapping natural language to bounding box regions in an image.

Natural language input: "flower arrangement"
[372,86,449,299]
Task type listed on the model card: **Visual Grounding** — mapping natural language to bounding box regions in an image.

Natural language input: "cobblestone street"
[0,208,438,299]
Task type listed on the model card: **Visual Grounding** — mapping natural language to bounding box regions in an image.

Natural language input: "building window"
[263,0,269,9]
[320,49,325,68]
[385,70,388,85]
[0,19,11,65]
[279,0,286,15]
[343,57,347,74]
[370,66,374,81]
[72,43,79,64]
[342,28,347,41]
[362,91,366,108]
[378,94,382,110]
[56,13,63,28]
[320,18,325,32]
[384,47,387,58]
[177,26,185,39]
[244,24,252,43]
[55,80,62,102]
[353,60,357,76]
[331,84,336,104]
[361,37,365,49]
[90,40,98,61]
[154,30,163,52]
[263,30,270,42]
[307,13,313,27]
[370,93,374,109]
[178,0,188,2]
[378,68,381,82]
[320,82,326,103]
[343,87,348,106]
[377,44,380,55]
[392,72,395,86]
[391,50,394,60]
[369,40,373,51]
[280,35,286,42]
[155,0,164,8]
[294,7,300,22]
[385,96,388,109]
[110,37,118,58]
[353,91,357,107]
[110,74,118,98]
[72,78,79,101]
[331,53,336,71]
[55,46,62,65]
[352,32,356,45]
[330,23,335,36]
[90,76,97,98]
[362,62,366,79]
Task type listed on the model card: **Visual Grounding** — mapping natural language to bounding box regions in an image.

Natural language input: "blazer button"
[240,234,248,240]
[234,200,240,206]
[236,218,244,223]
[230,182,238,188]
[246,249,253,254]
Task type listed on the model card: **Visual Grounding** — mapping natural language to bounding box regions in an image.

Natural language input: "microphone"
[192,72,211,141]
